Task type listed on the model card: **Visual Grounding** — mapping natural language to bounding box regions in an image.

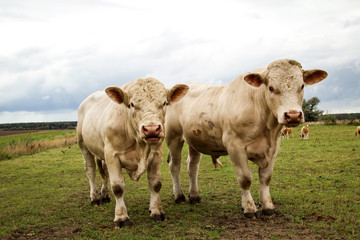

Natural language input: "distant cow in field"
[77,77,188,227]
[281,128,293,139]
[300,125,309,140]
[355,126,360,137]
[165,59,327,218]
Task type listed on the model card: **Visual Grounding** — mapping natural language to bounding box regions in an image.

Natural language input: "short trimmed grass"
[0,125,359,239]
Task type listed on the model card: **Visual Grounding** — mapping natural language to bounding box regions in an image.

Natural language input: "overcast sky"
[1,0,360,123]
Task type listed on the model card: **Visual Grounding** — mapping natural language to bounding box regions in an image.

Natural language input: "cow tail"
[96,158,106,177]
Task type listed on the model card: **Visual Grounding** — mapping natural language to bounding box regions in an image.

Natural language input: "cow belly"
[185,134,227,156]
[183,118,226,156]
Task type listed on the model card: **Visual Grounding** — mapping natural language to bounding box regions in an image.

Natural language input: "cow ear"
[105,87,129,106]
[168,84,189,103]
[243,73,265,87]
[303,69,328,85]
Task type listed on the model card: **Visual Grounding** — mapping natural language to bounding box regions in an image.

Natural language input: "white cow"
[165,59,327,218]
[77,77,188,227]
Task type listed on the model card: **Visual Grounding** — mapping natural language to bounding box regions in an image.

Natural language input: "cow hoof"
[114,219,133,228]
[189,196,201,204]
[150,213,166,222]
[91,200,101,206]
[244,212,258,219]
[262,209,276,216]
[175,195,186,204]
[101,197,111,204]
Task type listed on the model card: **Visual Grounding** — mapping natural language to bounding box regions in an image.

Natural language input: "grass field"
[0,124,359,239]
[0,130,76,160]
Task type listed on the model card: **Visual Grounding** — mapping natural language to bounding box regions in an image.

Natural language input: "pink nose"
[284,111,302,125]
[141,125,162,138]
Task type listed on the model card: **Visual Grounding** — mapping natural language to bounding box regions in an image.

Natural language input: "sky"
[1,0,360,123]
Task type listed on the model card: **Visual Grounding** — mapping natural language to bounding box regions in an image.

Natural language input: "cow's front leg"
[187,147,201,204]
[147,151,166,221]
[258,146,278,216]
[227,143,258,218]
[105,151,132,228]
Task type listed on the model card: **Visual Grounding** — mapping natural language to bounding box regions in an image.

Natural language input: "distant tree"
[324,115,336,125]
[302,97,323,122]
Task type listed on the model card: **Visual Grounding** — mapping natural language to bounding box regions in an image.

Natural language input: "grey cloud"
[304,65,360,107]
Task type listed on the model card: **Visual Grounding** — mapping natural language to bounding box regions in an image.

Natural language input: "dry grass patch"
[0,130,77,160]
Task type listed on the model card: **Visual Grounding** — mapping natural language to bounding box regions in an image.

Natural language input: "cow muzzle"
[284,110,302,127]
[141,124,162,143]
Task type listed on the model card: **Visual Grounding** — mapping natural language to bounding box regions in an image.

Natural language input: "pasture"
[0,124,359,239]
[0,130,76,160]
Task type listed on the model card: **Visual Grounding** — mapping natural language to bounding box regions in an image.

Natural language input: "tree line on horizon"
[0,121,77,131]
[0,98,359,131]
[303,97,360,124]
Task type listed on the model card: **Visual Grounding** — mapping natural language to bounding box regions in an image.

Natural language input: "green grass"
[0,130,76,148]
[0,125,359,239]
[0,130,76,160]
[274,125,360,237]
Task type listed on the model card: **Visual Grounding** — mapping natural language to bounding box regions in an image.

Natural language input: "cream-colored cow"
[281,127,293,139]
[355,126,360,137]
[300,125,309,140]
[165,59,327,218]
[77,77,188,227]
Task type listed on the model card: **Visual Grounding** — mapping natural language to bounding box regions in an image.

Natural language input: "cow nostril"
[142,126,148,133]
[284,111,302,123]
[298,112,302,120]
[142,125,162,137]
[284,112,291,121]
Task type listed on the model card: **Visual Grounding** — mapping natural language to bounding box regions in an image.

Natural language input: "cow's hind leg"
[187,147,201,204]
[96,158,111,204]
[147,151,166,221]
[80,146,101,206]
[166,135,186,203]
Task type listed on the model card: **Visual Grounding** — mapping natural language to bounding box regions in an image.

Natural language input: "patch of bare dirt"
[3,225,82,240]
[213,212,324,240]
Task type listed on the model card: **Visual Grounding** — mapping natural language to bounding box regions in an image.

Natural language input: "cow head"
[105,77,189,145]
[243,59,327,127]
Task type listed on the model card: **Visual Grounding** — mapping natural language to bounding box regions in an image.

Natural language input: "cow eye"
[301,84,304,90]
[160,101,168,109]
[269,86,275,93]
[130,102,135,108]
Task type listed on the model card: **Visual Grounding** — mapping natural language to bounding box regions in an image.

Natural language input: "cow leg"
[147,151,166,221]
[258,139,280,216]
[227,146,258,218]
[81,147,101,206]
[187,146,201,204]
[105,151,132,228]
[166,136,186,203]
[96,158,111,204]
